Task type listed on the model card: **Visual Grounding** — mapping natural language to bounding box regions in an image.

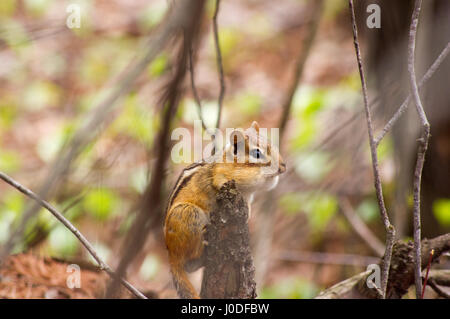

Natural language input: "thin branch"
[427,279,450,299]
[339,198,385,257]
[312,41,450,152]
[0,172,146,299]
[348,0,395,299]
[189,45,207,131]
[212,0,225,130]
[316,234,450,299]
[279,0,323,139]
[278,251,379,267]
[408,0,429,299]
[375,42,450,146]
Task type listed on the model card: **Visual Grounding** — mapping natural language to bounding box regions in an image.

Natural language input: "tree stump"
[200,180,257,299]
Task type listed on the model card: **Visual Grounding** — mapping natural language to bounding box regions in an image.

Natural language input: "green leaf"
[82,188,118,221]
[433,198,450,227]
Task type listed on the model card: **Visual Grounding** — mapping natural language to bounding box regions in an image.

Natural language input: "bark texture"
[316,233,450,299]
[200,180,257,299]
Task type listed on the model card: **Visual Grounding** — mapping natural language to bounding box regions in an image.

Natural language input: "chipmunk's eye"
[250,148,264,159]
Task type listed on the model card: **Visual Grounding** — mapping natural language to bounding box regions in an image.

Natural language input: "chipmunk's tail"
[170,261,200,299]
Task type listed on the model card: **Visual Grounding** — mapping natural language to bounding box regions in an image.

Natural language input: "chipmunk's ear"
[229,129,246,156]
[251,121,260,132]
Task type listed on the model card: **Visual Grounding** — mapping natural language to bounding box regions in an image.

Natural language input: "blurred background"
[0,0,449,298]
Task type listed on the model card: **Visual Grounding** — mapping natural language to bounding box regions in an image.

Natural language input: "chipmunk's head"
[216,121,286,195]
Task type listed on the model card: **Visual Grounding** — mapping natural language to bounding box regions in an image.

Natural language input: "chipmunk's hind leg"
[165,203,208,298]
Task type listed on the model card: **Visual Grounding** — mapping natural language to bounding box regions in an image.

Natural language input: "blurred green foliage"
[433,198,450,227]
[260,278,320,299]
[0,0,15,16]
[48,224,80,257]
[0,192,24,244]
[148,53,168,78]
[232,92,262,118]
[279,191,338,232]
[356,198,379,223]
[138,1,168,31]
[82,188,119,221]
[0,0,407,298]
[0,150,22,173]
[24,0,54,17]
[294,151,333,183]
[110,93,156,146]
[23,81,61,111]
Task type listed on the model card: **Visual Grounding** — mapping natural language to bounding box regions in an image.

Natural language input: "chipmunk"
[164,121,286,299]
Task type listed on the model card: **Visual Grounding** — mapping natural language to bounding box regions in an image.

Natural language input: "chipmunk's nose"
[278,162,286,174]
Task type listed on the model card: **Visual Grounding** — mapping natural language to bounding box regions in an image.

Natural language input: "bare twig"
[427,279,450,299]
[212,0,225,130]
[311,41,450,152]
[278,251,379,267]
[189,45,208,131]
[339,198,385,257]
[375,42,450,146]
[407,0,429,299]
[0,172,146,299]
[348,0,395,299]
[279,0,323,140]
